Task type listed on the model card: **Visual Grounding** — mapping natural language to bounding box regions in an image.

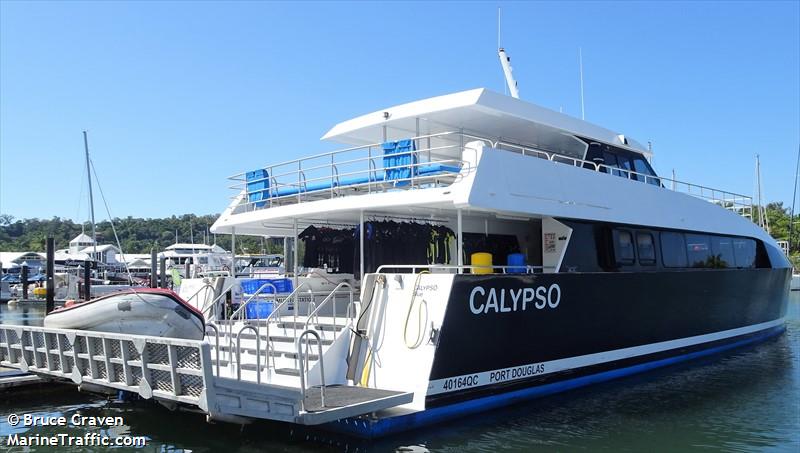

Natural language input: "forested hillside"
[0,203,797,262]
[0,213,280,254]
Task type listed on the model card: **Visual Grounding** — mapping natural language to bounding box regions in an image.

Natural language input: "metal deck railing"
[0,325,213,408]
[228,131,753,219]
[229,131,476,212]
[492,140,753,219]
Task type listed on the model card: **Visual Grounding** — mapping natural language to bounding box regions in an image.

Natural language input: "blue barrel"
[507,253,526,274]
[245,300,274,319]
[241,278,293,295]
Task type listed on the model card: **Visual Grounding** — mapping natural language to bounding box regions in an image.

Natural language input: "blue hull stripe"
[327,325,785,438]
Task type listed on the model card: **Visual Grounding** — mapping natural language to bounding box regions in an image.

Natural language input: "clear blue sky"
[1,1,798,223]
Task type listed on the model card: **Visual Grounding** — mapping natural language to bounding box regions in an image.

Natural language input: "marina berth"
[1,88,790,438]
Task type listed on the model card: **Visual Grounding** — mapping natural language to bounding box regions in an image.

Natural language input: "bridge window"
[633,157,659,185]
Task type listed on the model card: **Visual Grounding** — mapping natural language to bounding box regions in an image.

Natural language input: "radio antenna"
[497,7,519,99]
[579,47,585,120]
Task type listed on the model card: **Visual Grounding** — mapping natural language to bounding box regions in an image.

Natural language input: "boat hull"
[330,268,790,437]
[43,289,204,340]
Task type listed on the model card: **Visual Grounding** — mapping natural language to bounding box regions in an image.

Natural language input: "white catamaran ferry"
[1,87,789,439]
[207,87,790,436]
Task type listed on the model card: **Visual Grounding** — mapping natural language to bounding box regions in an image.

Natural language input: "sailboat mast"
[756,154,769,233]
[790,144,800,253]
[83,131,98,261]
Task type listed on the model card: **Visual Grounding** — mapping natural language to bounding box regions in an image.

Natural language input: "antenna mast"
[497,7,519,99]
[579,47,585,120]
[498,49,520,99]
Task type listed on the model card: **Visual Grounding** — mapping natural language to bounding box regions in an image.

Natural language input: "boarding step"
[212,331,335,346]
[211,344,318,362]
[210,377,412,425]
[274,321,347,332]
[275,367,301,377]
[298,386,414,425]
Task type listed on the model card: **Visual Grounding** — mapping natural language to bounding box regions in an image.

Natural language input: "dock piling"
[150,249,158,288]
[84,260,92,301]
[159,257,167,288]
[21,264,29,299]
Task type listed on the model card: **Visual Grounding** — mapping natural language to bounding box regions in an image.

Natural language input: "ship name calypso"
[469,284,561,314]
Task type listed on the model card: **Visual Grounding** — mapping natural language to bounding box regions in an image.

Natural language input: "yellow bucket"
[33,287,47,297]
[471,252,493,274]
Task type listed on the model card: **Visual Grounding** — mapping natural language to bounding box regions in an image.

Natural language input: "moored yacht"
[204,87,790,436]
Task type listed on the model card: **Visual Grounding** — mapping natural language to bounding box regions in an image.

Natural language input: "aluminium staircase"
[0,282,412,427]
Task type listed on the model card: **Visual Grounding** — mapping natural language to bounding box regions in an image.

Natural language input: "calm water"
[1,296,798,452]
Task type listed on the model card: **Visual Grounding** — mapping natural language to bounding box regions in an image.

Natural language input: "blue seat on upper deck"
[246,169,270,208]
[383,139,418,185]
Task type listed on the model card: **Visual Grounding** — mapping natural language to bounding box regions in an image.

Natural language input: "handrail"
[183,282,215,309]
[297,329,325,411]
[236,325,262,384]
[492,138,752,205]
[232,129,752,219]
[201,285,233,321]
[255,281,313,339]
[228,130,463,179]
[227,282,278,362]
[229,282,279,322]
[237,153,464,189]
[303,282,354,340]
[204,324,220,375]
[375,264,547,274]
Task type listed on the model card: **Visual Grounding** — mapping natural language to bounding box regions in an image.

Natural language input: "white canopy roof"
[322,88,650,157]
[70,233,95,244]
[165,243,214,251]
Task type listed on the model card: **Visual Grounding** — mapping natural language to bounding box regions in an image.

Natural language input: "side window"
[686,234,712,268]
[613,229,635,265]
[637,233,656,265]
[733,238,756,268]
[661,232,688,267]
[711,236,735,268]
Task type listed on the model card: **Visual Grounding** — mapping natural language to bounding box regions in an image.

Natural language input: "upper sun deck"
[321,88,650,156]
[214,89,753,235]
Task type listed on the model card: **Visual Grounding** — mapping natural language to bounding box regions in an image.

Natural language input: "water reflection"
[0,295,797,452]
[0,301,45,327]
